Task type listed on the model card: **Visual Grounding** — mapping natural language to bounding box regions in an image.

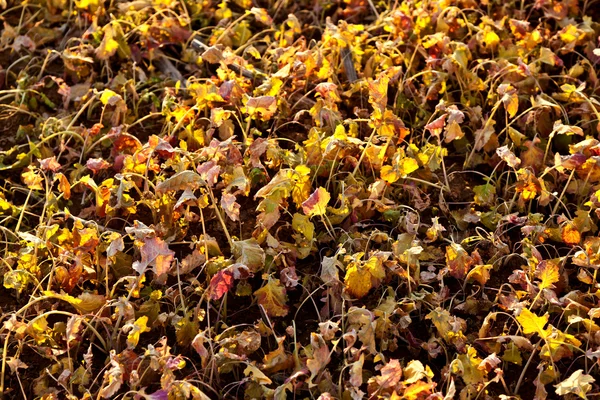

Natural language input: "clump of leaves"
[2,0,600,398]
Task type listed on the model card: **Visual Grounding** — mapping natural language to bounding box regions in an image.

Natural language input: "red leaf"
[210,270,234,300]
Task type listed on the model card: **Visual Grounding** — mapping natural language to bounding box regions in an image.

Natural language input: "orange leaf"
[562,223,580,246]
[56,173,71,200]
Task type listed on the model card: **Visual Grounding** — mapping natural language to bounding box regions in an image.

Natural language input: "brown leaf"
[302,187,330,217]
[307,333,331,387]
[445,243,474,280]
[56,173,71,200]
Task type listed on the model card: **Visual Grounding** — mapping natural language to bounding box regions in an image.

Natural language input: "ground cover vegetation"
[1,0,600,398]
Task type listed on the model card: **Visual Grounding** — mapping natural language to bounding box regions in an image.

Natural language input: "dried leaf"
[496,145,521,168]
[307,333,330,387]
[156,171,204,194]
[232,239,265,272]
[373,358,402,390]
[43,291,106,314]
[403,360,433,384]
[209,270,234,300]
[132,237,175,277]
[554,370,595,399]
[243,96,277,121]
[254,277,288,317]
[302,187,330,217]
[99,351,123,399]
[221,192,240,221]
[86,158,111,174]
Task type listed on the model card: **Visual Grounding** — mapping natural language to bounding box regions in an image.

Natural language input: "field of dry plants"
[1,0,600,398]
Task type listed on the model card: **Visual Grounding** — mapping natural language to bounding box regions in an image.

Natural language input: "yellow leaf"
[125,316,150,348]
[399,157,419,177]
[99,89,120,105]
[344,263,372,298]
[56,173,71,200]
[426,307,467,342]
[403,381,435,400]
[244,364,272,385]
[27,316,49,345]
[536,260,559,290]
[502,342,522,365]
[0,195,13,215]
[43,291,106,314]
[344,255,385,299]
[540,327,581,361]
[483,29,500,48]
[381,165,399,184]
[289,165,311,207]
[75,0,100,10]
[292,213,314,241]
[539,47,557,66]
[21,166,43,190]
[505,94,519,118]
[559,24,581,43]
[466,264,492,285]
[517,308,550,339]
[452,346,486,385]
[96,36,119,60]
[381,150,419,183]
